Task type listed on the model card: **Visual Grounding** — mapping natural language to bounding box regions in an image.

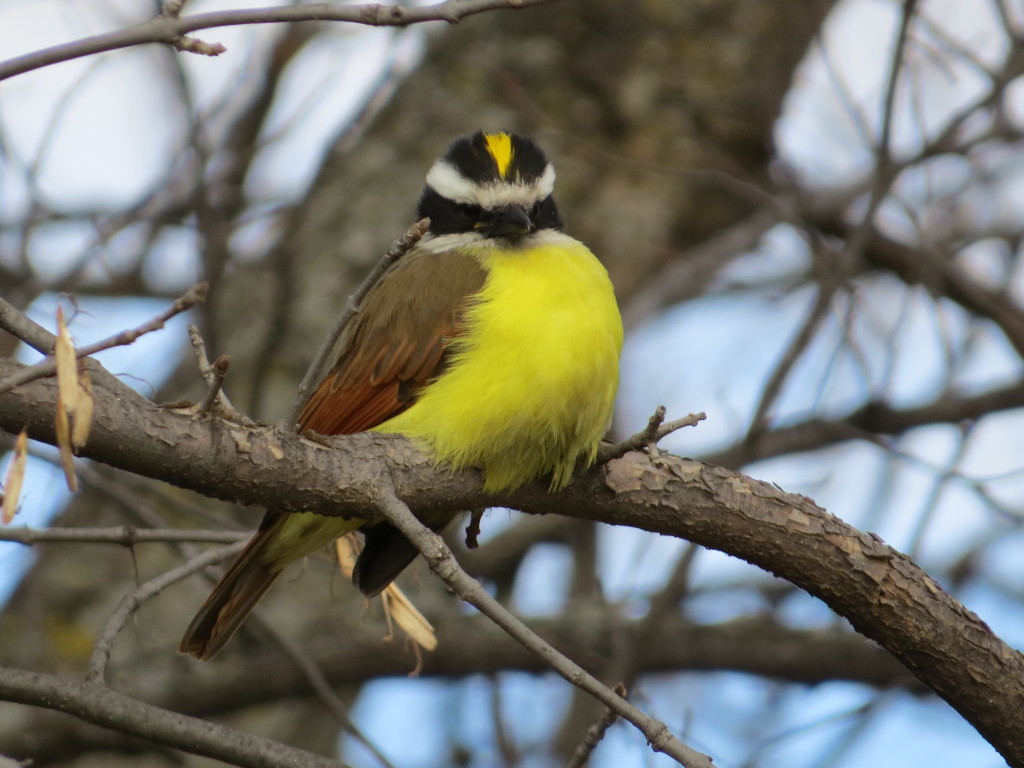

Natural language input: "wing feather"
[299,247,486,436]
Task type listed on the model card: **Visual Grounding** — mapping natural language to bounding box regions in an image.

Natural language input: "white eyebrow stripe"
[425,161,478,203]
[536,163,556,197]
[425,161,557,208]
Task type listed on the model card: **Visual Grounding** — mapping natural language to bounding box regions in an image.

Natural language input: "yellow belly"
[376,232,623,491]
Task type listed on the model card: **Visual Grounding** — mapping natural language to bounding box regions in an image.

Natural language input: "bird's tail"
[178,531,282,661]
[180,510,365,660]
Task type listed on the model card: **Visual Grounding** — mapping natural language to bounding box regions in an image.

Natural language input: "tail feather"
[179,550,280,661]
[181,512,366,660]
[353,522,423,598]
[354,518,455,597]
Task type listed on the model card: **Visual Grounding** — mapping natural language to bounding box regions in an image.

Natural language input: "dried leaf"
[72,368,93,449]
[55,308,78,410]
[335,536,437,652]
[2,430,28,524]
[54,309,78,491]
[55,388,76,492]
[382,584,438,652]
[335,534,359,575]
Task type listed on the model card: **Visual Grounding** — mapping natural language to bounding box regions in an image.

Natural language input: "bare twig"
[187,324,250,424]
[566,682,628,768]
[740,279,840,455]
[86,540,246,683]
[0,525,245,546]
[373,479,714,768]
[597,409,706,464]
[170,35,227,57]
[0,283,207,397]
[200,355,230,416]
[281,218,430,432]
[256,619,399,768]
[162,0,191,18]
[844,0,920,260]
[0,297,58,355]
[0,0,561,81]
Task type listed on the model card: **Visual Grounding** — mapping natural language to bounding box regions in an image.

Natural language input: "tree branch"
[0,525,244,545]
[0,666,345,768]
[705,382,1024,469]
[0,0,561,81]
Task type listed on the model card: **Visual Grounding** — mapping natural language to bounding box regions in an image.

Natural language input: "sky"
[1,1,1022,767]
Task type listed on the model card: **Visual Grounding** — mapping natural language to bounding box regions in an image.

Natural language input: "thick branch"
[172,616,914,715]
[0,667,344,768]
[1,357,1023,764]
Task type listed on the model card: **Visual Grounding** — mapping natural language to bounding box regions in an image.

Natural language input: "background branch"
[0,666,345,768]
[0,0,561,81]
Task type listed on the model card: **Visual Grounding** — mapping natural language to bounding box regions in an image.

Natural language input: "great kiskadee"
[180,131,623,660]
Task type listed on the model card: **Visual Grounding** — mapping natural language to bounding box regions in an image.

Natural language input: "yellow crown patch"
[483,132,514,178]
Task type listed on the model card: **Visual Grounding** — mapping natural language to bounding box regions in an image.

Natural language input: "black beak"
[481,205,533,239]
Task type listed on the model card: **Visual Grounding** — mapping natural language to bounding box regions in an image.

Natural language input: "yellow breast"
[377,232,623,492]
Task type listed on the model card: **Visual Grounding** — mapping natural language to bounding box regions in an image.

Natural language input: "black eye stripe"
[416,188,563,237]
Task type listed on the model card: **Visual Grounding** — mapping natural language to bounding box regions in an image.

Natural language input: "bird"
[179,130,623,660]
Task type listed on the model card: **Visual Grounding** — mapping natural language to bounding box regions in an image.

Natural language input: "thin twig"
[86,540,246,683]
[199,355,230,416]
[843,0,920,260]
[0,0,561,81]
[256,618,400,768]
[162,0,191,18]
[597,409,706,464]
[373,480,714,768]
[188,327,252,424]
[0,297,60,355]
[0,283,207,397]
[187,324,247,421]
[741,279,839,454]
[566,682,629,768]
[0,525,245,546]
[281,218,430,432]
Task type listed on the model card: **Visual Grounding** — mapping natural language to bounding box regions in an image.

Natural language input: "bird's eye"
[457,202,482,218]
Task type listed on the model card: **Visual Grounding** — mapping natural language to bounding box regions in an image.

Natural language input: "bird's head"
[417,130,563,244]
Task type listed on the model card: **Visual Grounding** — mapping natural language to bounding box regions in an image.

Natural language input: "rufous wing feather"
[299,248,486,436]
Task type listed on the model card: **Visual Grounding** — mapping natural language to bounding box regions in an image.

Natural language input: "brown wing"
[299,246,487,435]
